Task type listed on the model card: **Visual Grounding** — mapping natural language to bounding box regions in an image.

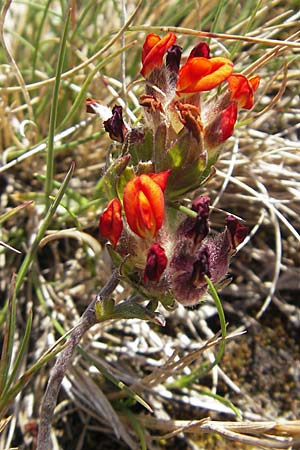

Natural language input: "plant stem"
[36,270,120,450]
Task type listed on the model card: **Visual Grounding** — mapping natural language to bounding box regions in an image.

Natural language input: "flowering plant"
[37,31,262,449]
[87,32,259,308]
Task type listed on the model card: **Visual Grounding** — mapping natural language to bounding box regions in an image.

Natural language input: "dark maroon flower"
[166,45,183,86]
[226,215,248,254]
[103,105,128,143]
[144,243,168,282]
[169,200,248,305]
[177,196,210,246]
[188,42,210,59]
[190,247,211,286]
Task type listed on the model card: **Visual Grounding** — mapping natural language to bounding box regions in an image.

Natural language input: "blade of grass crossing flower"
[205,275,227,368]
[45,8,71,210]
[166,279,226,389]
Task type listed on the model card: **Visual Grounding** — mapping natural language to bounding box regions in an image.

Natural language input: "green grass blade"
[124,409,147,450]
[0,275,16,394]
[208,0,228,35]
[45,8,71,210]
[204,275,227,368]
[1,310,33,397]
[14,161,75,297]
[0,341,68,420]
[230,0,262,57]
[0,201,33,226]
[32,0,52,81]
[195,388,242,419]
[167,277,227,389]
[80,349,153,413]
[58,41,136,130]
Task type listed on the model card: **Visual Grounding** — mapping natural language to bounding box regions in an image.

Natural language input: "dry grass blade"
[0,416,11,434]
[139,417,300,449]
[0,0,34,120]
[68,366,138,449]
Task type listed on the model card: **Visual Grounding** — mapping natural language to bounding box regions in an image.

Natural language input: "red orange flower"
[227,73,260,109]
[99,198,123,247]
[176,56,233,94]
[141,32,177,78]
[204,103,238,148]
[123,171,170,239]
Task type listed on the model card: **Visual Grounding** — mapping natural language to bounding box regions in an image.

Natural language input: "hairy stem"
[37,270,120,450]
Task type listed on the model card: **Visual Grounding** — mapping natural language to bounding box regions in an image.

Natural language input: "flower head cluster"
[99,170,170,283]
[89,32,259,306]
[168,196,248,305]
[140,32,260,154]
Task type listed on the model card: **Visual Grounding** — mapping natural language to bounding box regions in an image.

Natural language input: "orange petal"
[148,170,171,192]
[139,175,165,235]
[177,57,233,94]
[136,190,156,236]
[141,32,177,78]
[99,198,123,247]
[142,34,161,62]
[249,75,260,92]
[227,73,260,109]
[123,174,165,239]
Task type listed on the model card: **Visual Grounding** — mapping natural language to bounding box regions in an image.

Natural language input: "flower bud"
[177,196,210,246]
[204,103,238,149]
[166,44,183,87]
[99,198,123,247]
[169,200,248,305]
[226,215,248,253]
[188,42,210,59]
[141,32,177,78]
[144,243,168,282]
[103,105,128,143]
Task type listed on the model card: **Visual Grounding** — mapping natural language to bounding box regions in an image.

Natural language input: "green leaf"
[95,155,131,202]
[128,128,154,165]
